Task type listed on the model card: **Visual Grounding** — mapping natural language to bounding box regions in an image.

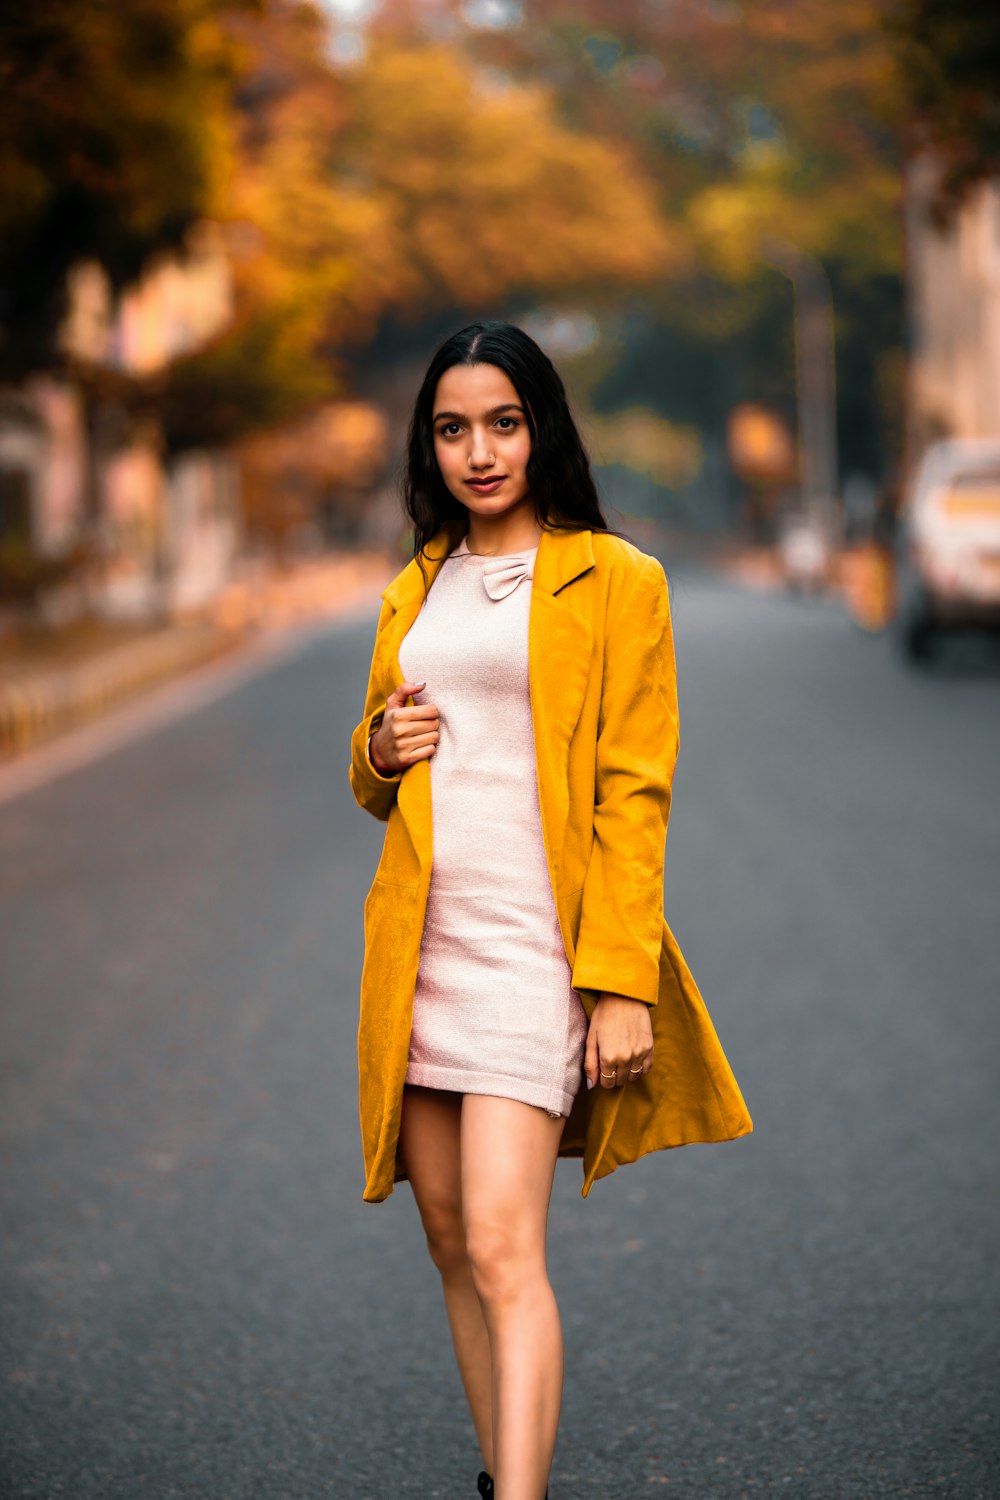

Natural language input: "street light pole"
[762,237,840,548]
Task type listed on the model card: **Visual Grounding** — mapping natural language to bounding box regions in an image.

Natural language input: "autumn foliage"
[2,0,997,480]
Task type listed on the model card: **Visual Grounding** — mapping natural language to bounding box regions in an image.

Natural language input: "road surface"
[1,568,998,1499]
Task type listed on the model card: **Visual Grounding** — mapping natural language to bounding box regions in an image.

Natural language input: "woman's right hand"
[369,680,439,775]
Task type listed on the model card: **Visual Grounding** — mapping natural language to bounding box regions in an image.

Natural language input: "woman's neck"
[464,506,542,556]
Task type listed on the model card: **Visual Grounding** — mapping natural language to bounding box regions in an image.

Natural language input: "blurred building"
[906,157,1000,456]
[0,224,239,625]
[239,402,391,555]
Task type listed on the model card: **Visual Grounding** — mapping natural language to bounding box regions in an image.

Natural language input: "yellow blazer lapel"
[529,528,596,889]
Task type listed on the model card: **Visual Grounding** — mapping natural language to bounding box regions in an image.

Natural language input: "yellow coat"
[350,525,752,1203]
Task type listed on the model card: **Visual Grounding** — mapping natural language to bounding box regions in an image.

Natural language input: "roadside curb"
[0,551,397,762]
[0,620,244,760]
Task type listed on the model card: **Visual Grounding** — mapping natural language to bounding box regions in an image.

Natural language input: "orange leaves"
[350,42,674,308]
[227,27,674,355]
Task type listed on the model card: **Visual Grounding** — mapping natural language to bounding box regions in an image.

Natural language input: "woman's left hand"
[585,994,654,1090]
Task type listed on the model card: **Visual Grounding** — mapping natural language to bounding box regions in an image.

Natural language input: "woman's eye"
[496,417,517,430]
[440,423,461,437]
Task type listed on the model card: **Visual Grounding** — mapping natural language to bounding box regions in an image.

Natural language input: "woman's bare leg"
[461,1096,565,1500]
[398,1084,494,1473]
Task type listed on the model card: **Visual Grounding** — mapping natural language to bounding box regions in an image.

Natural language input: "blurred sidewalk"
[710,540,787,592]
[0,550,395,761]
[0,536,894,763]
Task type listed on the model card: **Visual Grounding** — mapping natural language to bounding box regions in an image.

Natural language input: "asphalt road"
[1,569,998,1500]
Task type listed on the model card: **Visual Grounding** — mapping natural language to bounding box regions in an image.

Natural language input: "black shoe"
[476,1474,548,1499]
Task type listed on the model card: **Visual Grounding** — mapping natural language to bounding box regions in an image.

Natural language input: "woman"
[349,322,752,1500]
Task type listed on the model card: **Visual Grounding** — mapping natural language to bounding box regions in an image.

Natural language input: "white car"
[895,438,1000,661]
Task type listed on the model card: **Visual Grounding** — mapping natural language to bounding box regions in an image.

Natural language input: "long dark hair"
[403,321,609,561]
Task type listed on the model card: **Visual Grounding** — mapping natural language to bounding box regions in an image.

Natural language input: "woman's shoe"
[476,1475,548,1499]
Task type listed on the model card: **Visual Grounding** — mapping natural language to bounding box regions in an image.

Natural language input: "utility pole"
[762,237,840,549]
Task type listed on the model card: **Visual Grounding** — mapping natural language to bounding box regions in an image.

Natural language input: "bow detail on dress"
[452,536,537,601]
[481,553,536,601]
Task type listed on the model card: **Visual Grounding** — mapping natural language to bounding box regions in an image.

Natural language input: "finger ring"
[629,1066,643,1075]
[600,1068,617,1079]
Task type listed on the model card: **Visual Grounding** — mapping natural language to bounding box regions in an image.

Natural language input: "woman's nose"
[468,430,495,469]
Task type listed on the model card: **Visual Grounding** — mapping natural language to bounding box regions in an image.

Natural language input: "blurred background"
[1,5,999,1499]
[2,0,999,732]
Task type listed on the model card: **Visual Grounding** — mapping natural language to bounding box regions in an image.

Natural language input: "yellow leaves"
[342,41,675,311]
[225,31,674,356]
[621,0,905,286]
[687,181,781,280]
[687,141,902,282]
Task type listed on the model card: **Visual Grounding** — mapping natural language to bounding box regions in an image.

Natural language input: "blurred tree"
[0,0,255,378]
[404,0,908,486]
[886,1,1000,222]
[161,4,673,449]
[419,0,902,283]
[340,42,672,309]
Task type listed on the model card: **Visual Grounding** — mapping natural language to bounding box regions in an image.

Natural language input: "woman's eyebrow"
[433,403,525,422]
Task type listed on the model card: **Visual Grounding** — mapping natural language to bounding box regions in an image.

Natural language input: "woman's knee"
[465,1216,543,1308]
[420,1201,470,1278]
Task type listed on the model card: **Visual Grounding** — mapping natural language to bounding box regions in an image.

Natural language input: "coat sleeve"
[570,555,680,1006]
[349,599,405,823]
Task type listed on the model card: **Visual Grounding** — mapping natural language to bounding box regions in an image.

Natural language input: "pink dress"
[397,536,588,1118]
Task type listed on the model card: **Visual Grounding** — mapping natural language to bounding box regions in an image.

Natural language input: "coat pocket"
[362,873,419,955]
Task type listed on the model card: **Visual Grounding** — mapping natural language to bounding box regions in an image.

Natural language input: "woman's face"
[432,363,533,523]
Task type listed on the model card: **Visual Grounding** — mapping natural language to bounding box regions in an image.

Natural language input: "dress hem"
[404,1062,580,1119]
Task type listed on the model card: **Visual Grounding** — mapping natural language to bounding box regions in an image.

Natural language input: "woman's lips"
[465,476,506,493]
